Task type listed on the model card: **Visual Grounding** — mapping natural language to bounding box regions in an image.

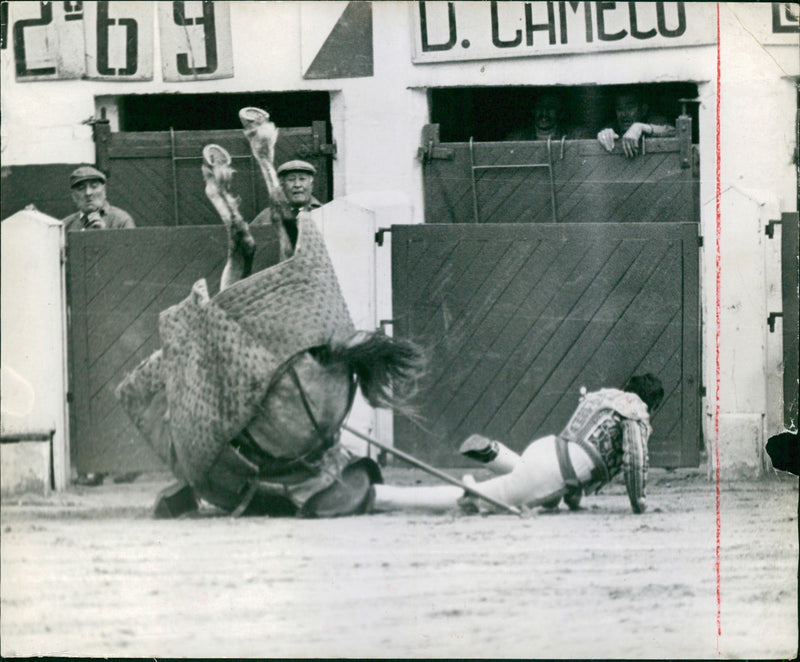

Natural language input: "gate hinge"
[765,219,782,238]
[375,227,392,246]
[66,391,74,403]
[699,386,707,397]
[309,120,337,158]
[697,235,703,247]
[313,139,337,157]
[417,124,454,163]
[768,312,783,332]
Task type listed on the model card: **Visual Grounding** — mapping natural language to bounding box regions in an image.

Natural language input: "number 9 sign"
[159,1,233,81]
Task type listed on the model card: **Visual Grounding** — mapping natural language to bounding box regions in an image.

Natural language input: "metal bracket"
[417,124,454,163]
[375,227,392,246]
[676,98,698,170]
[768,312,783,332]
[297,121,337,158]
[765,219,782,238]
[468,136,558,224]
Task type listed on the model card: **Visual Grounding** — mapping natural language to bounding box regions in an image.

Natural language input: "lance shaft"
[343,425,522,517]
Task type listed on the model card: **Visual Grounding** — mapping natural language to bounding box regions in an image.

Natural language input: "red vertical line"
[714,2,723,654]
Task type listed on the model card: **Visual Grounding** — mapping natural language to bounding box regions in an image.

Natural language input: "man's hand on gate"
[620,122,651,158]
[597,128,619,153]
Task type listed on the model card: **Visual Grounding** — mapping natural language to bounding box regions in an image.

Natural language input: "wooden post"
[93,116,111,175]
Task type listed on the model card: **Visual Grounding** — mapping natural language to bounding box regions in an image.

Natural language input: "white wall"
[701,6,798,477]
[1,211,71,489]
[2,2,797,478]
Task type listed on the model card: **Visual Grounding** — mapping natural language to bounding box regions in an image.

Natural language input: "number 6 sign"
[84,1,153,80]
[159,1,233,81]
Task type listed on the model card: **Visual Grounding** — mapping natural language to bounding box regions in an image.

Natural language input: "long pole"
[343,425,522,517]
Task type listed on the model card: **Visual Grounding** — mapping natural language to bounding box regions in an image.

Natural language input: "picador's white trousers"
[371,435,596,512]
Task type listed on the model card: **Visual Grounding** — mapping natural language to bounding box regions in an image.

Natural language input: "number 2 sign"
[159,1,233,81]
[11,1,85,80]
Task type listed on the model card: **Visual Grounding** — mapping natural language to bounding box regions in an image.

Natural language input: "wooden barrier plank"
[67,225,280,474]
[393,223,699,468]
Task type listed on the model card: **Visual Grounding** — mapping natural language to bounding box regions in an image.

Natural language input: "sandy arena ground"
[1,465,797,659]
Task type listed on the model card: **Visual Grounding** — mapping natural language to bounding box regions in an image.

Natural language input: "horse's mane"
[319,331,428,417]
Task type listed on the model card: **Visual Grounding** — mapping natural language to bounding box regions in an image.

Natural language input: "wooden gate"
[418,126,698,225]
[391,223,700,468]
[777,212,799,429]
[66,225,279,474]
[95,122,334,227]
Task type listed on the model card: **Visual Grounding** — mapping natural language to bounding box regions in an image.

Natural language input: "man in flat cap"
[251,159,321,259]
[252,159,321,223]
[62,165,136,231]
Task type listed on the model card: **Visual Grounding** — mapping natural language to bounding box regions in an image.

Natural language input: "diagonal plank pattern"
[392,223,700,469]
[66,226,281,474]
[422,138,697,225]
[106,127,332,227]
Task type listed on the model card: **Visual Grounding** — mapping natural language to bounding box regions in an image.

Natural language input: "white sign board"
[159,1,233,81]
[84,1,153,80]
[10,1,85,81]
[411,1,717,63]
[731,2,799,46]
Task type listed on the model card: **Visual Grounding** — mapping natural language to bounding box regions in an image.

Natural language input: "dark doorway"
[117,91,330,132]
[429,83,699,143]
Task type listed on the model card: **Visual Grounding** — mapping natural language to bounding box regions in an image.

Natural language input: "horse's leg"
[238,107,293,220]
[202,144,255,290]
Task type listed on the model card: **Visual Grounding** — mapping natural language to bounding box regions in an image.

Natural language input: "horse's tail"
[322,331,427,413]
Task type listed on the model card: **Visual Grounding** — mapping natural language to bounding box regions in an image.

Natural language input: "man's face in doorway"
[280,172,314,208]
[71,179,107,215]
[615,94,647,132]
[534,96,560,134]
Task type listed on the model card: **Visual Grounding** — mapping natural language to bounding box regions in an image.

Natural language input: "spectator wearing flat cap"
[251,159,321,226]
[251,159,322,260]
[61,165,136,231]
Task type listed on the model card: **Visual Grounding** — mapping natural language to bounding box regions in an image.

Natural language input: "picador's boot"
[459,434,522,475]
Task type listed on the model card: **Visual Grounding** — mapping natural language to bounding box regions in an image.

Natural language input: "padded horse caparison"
[116,215,381,515]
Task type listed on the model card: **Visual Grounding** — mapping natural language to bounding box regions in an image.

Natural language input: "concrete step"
[1,431,53,498]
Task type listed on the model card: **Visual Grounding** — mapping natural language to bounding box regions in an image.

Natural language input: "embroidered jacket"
[559,388,652,513]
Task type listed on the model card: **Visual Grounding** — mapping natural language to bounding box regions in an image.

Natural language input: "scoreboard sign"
[411,1,717,63]
[741,2,800,45]
[158,1,233,81]
[9,0,233,82]
[83,1,153,80]
[11,1,85,80]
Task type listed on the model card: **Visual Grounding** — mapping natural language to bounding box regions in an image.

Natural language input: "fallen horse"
[116,107,498,518]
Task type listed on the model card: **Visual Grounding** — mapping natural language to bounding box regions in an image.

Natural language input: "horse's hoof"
[238,106,270,129]
[154,481,199,519]
[202,143,232,169]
